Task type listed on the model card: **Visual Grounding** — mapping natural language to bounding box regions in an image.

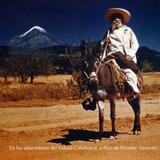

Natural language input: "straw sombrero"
[105,8,131,24]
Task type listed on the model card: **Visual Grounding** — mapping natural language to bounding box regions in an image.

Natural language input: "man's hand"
[125,55,133,61]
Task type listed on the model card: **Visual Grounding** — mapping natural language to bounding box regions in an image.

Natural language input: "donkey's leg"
[109,98,117,136]
[97,100,105,139]
[127,95,141,135]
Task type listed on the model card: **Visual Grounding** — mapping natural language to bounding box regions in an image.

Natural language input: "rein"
[83,71,90,79]
[95,58,116,74]
[83,58,114,80]
[95,60,102,74]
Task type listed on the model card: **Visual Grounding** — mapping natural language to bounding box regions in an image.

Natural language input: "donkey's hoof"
[109,136,116,140]
[111,131,118,137]
[89,139,99,143]
[132,130,141,135]
[109,135,118,140]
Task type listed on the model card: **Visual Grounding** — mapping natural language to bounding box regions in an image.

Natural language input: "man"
[101,8,140,95]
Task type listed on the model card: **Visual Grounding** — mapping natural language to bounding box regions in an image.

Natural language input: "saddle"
[104,58,143,98]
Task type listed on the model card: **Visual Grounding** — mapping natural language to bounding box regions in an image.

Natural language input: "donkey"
[80,41,141,139]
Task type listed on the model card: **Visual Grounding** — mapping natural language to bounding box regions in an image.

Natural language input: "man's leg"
[123,68,139,94]
[112,52,139,74]
[107,52,140,94]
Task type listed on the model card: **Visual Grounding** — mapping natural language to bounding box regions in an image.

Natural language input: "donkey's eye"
[81,61,88,69]
[84,61,89,68]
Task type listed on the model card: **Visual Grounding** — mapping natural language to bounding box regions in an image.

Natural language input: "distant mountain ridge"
[137,47,160,56]
[136,47,160,71]
[9,26,61,50]
[0,43,160,71]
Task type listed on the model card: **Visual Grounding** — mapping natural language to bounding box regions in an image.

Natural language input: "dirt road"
[0,98,160,160]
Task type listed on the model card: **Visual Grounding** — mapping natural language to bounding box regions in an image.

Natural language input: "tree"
[0,45,11,83]
[4,54,54,83]
[27,54,53,83]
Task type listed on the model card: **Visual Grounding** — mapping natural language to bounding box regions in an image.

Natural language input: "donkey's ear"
[80,40,87,58]
[92,41,101,58]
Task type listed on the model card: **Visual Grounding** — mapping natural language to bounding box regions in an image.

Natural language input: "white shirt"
[103,25,139,63]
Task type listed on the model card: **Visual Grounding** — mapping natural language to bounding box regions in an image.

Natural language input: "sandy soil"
[0,98,160,160]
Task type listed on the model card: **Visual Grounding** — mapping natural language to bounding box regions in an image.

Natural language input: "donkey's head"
[80,41,101,85]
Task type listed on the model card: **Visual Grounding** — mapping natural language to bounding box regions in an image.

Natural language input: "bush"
[142,84,160,94]
[0,82,80,101]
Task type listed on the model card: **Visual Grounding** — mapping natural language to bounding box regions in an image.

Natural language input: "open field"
[1,72,160,84]
[0,74,73,84]
[0,99,160,160]
[0,72,160,102]
[0,73,160,107]
[0,72,160,159]
[142,72,160,85]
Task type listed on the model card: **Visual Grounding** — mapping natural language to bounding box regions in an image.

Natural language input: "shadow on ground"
[47,129,128,145]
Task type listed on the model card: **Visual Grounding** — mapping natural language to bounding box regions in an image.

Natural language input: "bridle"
[82,58,102,85]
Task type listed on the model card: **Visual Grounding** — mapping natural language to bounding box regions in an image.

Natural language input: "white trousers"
[123,68,139,93]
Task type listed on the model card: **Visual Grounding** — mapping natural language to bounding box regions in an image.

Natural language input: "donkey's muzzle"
[89,72,99,85]
[89,76,99,85]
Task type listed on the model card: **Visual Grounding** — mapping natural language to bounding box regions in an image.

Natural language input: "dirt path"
[0,98,160,160]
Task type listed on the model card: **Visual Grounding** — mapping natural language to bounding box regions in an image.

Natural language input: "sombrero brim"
[105,8,131,24]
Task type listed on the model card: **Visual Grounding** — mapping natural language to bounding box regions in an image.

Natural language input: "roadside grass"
[0,73,159,103]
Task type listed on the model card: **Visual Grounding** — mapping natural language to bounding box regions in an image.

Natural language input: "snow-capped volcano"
[19,26,47,38]
[10,26,61,50]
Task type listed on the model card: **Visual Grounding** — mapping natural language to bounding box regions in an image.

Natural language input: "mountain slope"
[10,26,61,50]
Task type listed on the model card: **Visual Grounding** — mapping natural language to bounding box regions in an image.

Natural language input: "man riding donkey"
[82,8,142,110]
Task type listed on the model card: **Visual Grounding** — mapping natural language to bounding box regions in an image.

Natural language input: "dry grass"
[142,72,160,94]
[0,75,72,84]
[0,99,82,108]
[0,74,79,101]
[34,75,72,84]
[0,73,160,104]
[0,83,79,102]
[142,72,160,85]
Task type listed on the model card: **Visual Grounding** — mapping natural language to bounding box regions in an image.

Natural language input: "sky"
[0,0,160,51]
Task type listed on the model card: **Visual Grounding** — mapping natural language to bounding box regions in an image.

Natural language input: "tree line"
[0,43,159,84]
[0,53,55,83]
[0,44,75,83]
